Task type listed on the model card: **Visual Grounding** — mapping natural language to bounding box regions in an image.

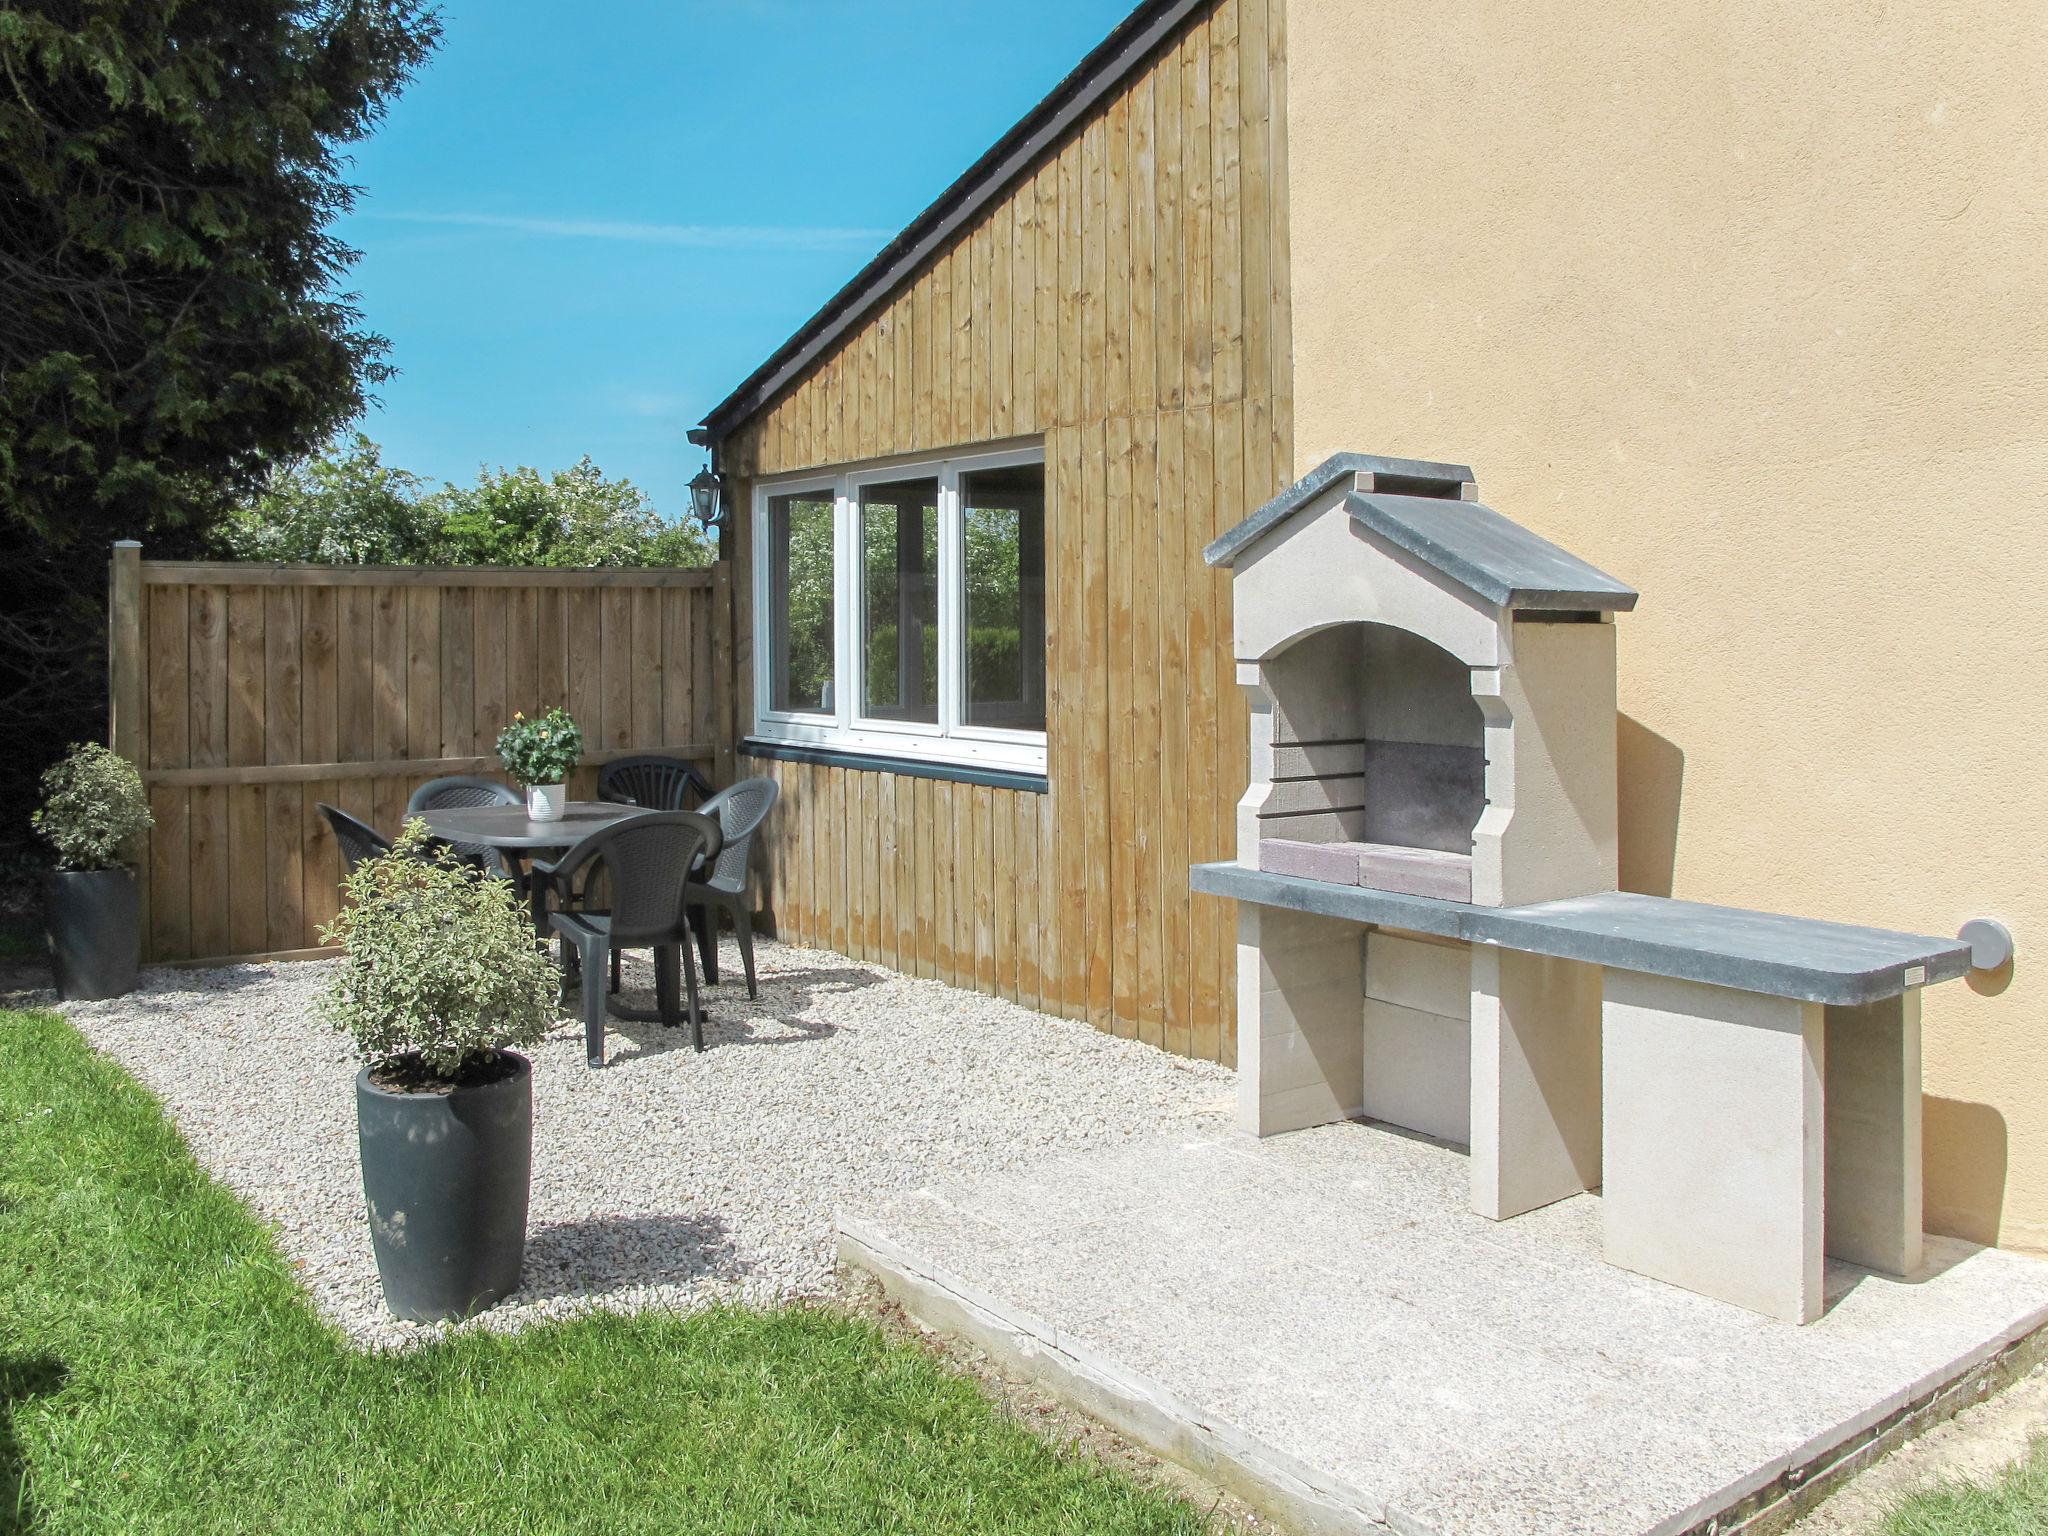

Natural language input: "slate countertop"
[1190,862,1973,1006]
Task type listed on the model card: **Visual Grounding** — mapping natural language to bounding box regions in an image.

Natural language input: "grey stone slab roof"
[1189,862,1973,1005]
[1203,451,1475,568]
[1204,450,1638,613]
[1346,493,1640,612]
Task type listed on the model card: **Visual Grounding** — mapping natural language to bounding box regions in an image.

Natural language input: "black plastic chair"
[318,804,392,876]
[686,776,781,1000]
[406,775,522,882]
[607,776,781,1001]
[534,811,724,1066]
[598,755,712,813]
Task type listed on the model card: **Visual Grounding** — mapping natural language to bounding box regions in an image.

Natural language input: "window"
[859,477,939,725]
[960,465,1046,734]
[767,490,835,716]
[753,448,1047,774]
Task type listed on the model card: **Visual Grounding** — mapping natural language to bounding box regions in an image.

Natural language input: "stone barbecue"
[1197,452,1984,1323]
[1216,453,1635,910]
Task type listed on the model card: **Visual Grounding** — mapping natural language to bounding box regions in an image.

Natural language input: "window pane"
[768,491,835,715]
[960,464,1046,733]
[858,478,940,724]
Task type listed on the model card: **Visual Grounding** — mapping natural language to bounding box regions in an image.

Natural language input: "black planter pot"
[44,868,140,1002]
[355,1053,533,1323]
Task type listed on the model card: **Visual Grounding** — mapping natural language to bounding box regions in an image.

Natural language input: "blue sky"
[335,0,1132,517]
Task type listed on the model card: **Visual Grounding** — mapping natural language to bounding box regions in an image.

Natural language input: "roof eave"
[695,0,1216,445]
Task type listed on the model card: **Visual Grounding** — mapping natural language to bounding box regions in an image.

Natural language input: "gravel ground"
[47,939,1234,1350]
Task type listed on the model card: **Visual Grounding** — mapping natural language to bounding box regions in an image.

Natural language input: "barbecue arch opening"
[1253,621,1484,902]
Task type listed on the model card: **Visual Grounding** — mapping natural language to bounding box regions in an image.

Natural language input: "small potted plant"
[34,742,154,1001]
[319,822,560,1323]
[496,707,582,822]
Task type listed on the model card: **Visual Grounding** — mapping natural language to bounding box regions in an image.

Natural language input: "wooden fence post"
[712,558,736,787]
[108,541,145,762]
[108,539,150,951]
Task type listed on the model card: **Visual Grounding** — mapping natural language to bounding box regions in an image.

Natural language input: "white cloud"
[365,210,889,251]
[616,390,697,420]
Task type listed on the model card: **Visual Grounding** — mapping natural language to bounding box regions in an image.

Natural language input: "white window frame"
[755,475,839,729]
[751,444,1047,775]
[846,462,947,741]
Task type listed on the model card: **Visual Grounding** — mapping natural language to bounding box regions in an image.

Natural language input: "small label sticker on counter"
[1905,965,1926,986]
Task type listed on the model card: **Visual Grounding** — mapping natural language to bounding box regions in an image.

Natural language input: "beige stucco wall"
[1286,0,2048,1249]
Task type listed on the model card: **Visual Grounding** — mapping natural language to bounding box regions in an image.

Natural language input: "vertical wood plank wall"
[118,559,732,965]
[724,0,1290,1064]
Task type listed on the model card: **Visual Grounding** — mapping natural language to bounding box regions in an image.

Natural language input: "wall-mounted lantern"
[688,464,727,533]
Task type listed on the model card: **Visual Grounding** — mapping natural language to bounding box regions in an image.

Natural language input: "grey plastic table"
[417,800,702,1027]
[417,801,643,936]
[417,800,642,852]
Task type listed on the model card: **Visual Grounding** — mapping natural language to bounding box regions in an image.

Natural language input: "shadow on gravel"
[606,960,889,1056]
[601,1004,842,1059]
[59,966,277,1018]
[517,1212,739,1301]
[0,1354,65,1534]
[758,964,890,1005]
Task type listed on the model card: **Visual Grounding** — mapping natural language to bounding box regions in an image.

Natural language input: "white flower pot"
[526,783,566,822]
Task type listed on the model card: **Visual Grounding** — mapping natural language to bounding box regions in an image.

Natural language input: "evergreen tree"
[0,1,440,850]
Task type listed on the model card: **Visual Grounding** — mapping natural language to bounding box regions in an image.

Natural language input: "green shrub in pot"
[34,742,154,1000]
[319,821,560,1321]
[495,708,582,822]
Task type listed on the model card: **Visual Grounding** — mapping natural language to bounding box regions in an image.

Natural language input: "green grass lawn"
[1883,1438,2048,1536]
[0,1007,1212,1535]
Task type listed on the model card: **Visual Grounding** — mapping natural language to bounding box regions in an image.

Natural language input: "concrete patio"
[841,1120,2048,1536]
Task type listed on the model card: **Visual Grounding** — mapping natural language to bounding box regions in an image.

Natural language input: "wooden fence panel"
[111,557,734,965]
